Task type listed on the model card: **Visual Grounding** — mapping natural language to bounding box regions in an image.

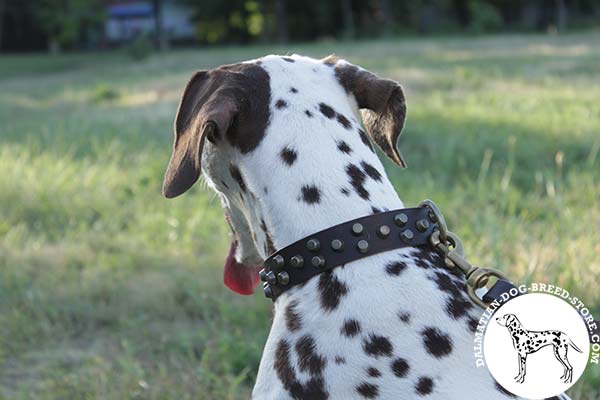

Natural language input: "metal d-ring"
[466,268,511,309]
[419,199,448,245]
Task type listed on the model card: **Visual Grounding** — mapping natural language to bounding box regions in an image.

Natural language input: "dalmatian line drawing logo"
[496,313,583,384]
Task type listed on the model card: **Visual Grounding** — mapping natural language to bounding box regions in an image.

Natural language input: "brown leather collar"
[260,206,439,301]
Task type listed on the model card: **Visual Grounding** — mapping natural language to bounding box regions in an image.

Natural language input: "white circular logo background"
[484,293,590,399]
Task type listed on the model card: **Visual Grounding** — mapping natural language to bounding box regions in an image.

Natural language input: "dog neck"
[245,149,405,259]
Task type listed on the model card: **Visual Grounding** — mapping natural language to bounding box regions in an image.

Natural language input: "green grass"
[1,33,599,399]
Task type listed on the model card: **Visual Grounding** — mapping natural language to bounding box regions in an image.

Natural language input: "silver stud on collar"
[416,219,430,232]
[306,238,320,252]
[311,255,326,267]
[357,239,369,253]
[277,271,290,285]
[377,225,391,238]
[400,229,414,243]
[394,213,408,227]
[264,270,277,285]
[267,254,285,269]
[263,283,273,298]
[351,223,364,236]
[290,255,304,268]
[259,269,268,282]
[331,239,344,251]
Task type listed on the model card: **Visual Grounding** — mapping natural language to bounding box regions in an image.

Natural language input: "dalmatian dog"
[162,54,565,399]
[496,314,583,384]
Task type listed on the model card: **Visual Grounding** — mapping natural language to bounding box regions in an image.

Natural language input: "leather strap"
[260,206,440,301]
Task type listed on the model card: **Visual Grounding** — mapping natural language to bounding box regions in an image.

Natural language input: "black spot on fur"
[281,146,298,166]
[356,382,379,398]
[367,367,381,378]
[398,311,411,323]
[263,186,268,194]
[386,260,407,276]
[346,163,370,200]
[318,271,349,311]
[446,297,474,319]
[336,113,352,129]
[334,356,346,364]
[422,327,453,358]
[363,334,393,358]
[371,206,381,214]
[290,87,298,93]
[340,187,351,196]
[415,376,434,395]
[391,358,409,378]
[285,300,302,332]
[274,339,329,400]
[319,103,336,119]
[337,140,352,154]
[432,272,463,298]
[229,164,246,192]
[295,335,326,375]
[494,381,516,398]
[282,56,295,63]
[276,99,288,109]
[468,317,479,333]
[358,128,375,152]
[413,256,431,269]
[300,185,321,204]
[431,271,474,319]
[360,161,382,182]
[341,319,361,337]
[305,110,313,117]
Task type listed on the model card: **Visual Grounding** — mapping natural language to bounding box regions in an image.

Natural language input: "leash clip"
[422,199,512,309]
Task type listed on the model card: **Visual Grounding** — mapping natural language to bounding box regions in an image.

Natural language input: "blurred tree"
[556,0,567,31]
[153,0,168,50]
[340,0,355,39]
[379,0,393,36]
[35,0,105,53]
[275,0,288,42]
[185,0,267,44]
[0,0,4,49]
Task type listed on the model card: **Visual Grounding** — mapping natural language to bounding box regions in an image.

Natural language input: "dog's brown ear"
[162,70,238,198]
[332,60,407,167]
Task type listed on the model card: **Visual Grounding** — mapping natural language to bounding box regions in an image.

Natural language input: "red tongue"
[223,241,262,295]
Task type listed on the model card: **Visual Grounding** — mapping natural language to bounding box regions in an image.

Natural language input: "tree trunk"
[0,0,5,52]
[556,0,567,32]
[341,0,355,40]
[379,0,393,37]
[49,37,60,55]
[275,0,287,43]
[153,0,168,50]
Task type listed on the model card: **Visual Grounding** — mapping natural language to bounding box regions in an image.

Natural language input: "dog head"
[162,54,408,295]
[496,313,520,328]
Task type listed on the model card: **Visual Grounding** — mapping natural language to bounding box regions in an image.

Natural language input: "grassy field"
[1,33,599,399]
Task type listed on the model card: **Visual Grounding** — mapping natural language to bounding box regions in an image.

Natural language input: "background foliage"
[1,0,600,52]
